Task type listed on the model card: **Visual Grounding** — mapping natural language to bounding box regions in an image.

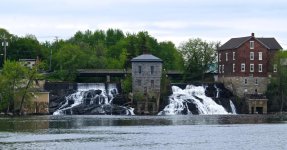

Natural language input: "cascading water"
[158,85,229,115]
[53,83,134,115]
[214,84,220,98]
[230,100,237,114]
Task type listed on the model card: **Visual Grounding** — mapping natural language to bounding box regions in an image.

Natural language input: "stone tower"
[131,54,162,114]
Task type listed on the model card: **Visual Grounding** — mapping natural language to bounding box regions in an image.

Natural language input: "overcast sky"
[1,0,287,48]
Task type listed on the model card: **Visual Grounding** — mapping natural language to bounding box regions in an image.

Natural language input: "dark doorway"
[256,107,263,114]
[251,107,254,114]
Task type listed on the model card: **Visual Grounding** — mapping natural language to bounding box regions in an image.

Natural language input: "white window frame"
[222,65,224,73]
[274,64,277,72]
[241,63,245,72]
[219,65,221,73]
[233,63,235,72]
[250,64,254,72]
[250,41,254,49]
[233,52,235,60]
[250,52,254,60]
[259,52,262,60]
[258,64,263,72]
[219,53,221,62]
[225,53,228,61]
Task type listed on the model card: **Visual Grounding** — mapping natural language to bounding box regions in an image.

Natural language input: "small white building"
[19,59,37,69]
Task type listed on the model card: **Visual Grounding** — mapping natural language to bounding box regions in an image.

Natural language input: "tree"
[178,38,219,81]
[158,41,184,70]
[0,61,28,113]
[52,43,85,81]
[266,50,287,113]
[19,62,44,114]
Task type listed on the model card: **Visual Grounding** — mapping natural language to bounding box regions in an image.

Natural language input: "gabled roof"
[257,38,282,50]
[131,54,163,62]
[218,35,282,50]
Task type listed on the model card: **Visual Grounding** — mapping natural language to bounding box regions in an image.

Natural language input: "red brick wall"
[218,37,276,78]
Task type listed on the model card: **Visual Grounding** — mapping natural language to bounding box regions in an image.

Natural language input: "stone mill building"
[217,33,282,114]
[131,54,162,115]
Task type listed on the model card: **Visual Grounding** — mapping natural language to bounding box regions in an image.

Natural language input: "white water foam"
[53,83,134,115]
[107,83,118,104]
[159,85,228,115]
[214,84,220,98]
[230,100,237,114]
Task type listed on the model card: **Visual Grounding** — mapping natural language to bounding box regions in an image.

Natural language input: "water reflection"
[0,114,286,132]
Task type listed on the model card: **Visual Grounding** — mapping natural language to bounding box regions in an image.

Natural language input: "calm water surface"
[0,114,286,150]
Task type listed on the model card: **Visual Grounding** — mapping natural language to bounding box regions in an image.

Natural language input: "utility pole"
[1,34,8,62]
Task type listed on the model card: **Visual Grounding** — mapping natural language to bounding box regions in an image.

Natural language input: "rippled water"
[0,115,287,150]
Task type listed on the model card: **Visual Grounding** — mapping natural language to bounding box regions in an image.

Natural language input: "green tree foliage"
[178,38,219,81]
[0,61,27,113]
[122,75,132,94]
[266,50,287,112]
[44,29,184,81]
[1,28,184,82]
[0,60,43,114]
[4,34,42,61]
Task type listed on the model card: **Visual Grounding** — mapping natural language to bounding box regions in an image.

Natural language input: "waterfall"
[214,84,220,98]
[53,83,134,115]
[230,100,237,114]
[158,85,228,115]
[108,83,118,104]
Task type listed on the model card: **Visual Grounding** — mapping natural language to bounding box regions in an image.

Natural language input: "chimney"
[251,33,255,37]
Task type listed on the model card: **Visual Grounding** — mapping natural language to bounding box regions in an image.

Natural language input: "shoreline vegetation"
[0,28,286,115]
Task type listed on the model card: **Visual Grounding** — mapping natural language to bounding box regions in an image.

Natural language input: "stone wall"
[132,62,162,114]
[219,76,268,98]
[246,99,268,114]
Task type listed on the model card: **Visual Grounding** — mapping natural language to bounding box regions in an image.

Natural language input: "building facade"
[217,33,282,97]
[131,54,162,114]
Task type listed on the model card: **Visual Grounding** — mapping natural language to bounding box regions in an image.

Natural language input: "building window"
[225,53,228,61]
[222,65,224,73]
[151,66,154,74]
[219,65,221,73]
[233,64,235,72]
[255,78,258,85]
[241,63,245,72]
[250,52,254,60]
[137,80,141,86]
[259,52,262,60]
[258,64,263,72]
[138,66,142,74]
[233,52,235,60]
[250,41,254,49]
[250,64,254,72]
[219,53,221,62]
[151,80,154,88]
[274,64,277,72]
[244,78,248,85]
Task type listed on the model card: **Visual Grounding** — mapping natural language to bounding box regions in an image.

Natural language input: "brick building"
[217,33,282,98]
[131,54,162,114]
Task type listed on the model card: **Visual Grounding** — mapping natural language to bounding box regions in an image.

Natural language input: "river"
[0,114,286,150]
